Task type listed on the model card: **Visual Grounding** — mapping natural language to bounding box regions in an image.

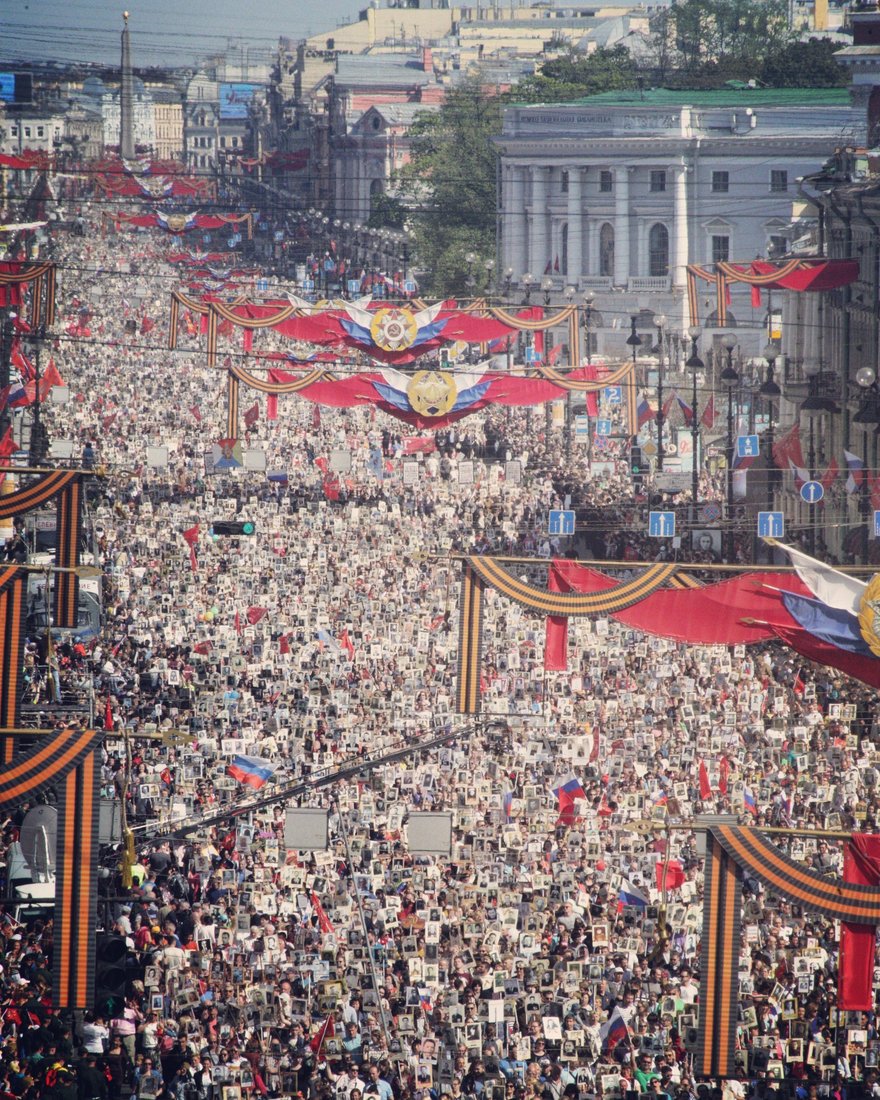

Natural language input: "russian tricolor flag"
[619,878,650,908]
[600,1007,630,1052]
[845,450,865,495]
[552,775,586,800]
[743,787,758,816]
[227,755,278,790]
[637,393,654,428]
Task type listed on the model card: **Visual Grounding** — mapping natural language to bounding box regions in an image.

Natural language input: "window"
[599,170,613,193]
[770,170,788,193]
[650,170,666,193]
[37,126,44,138]
[768,234,789,257]
[24,127,31,138]
[599,223,614,277]
[648,223,669,277]
[561,224,568,275]
[561,170,569,193]
[711,171,729,193]
[712,235,730,264]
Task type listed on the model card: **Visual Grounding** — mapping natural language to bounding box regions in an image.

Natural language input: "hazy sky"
[1,0,366,69]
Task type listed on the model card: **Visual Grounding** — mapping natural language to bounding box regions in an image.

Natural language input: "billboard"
[0,72,33,104]
[219,83,257,120]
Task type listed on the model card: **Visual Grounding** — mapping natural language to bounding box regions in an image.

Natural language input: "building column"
[505,164,527,279]
[613,166,630,287]
[566,167,583,283]
[529,166,549,276]
[672,162,689,289]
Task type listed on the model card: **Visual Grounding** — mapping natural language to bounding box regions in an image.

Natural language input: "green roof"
[531,86,851,108]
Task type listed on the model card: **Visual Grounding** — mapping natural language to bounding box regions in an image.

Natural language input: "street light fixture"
[686,325,704,506]
[800,372,840,554]
[582,291,596,366]
[654,313,666,471]
[720,333,739,561]
[540,275,553,306]
[854,366,880,563]
[521,272,535,305]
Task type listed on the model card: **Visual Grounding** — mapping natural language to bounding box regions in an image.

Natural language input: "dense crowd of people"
[0,199,878,1100]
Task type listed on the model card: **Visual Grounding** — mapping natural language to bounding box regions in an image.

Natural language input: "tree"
[761,37,850,87]
[367,191,406,230]
[396,79,502,297]
[665,0,793,74]
[514,45,641,104]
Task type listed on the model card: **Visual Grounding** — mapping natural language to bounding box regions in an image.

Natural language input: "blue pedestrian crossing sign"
[596,419,612,436]
[604,386,622,404]
[648,511,675,538]
[548,509,576,536]
[874,511,880,539]
[757,511,785,538]
[800,480,824,504]
[736,435,760,459]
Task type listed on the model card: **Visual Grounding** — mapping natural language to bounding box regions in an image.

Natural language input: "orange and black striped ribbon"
[0,569,26,762]
[168,294,180,350]
[0,470,80,519]
[714,825,880,922]
[0,726,98,806]
[456,563,484,714]
[695,832,741,1080]
[53,748,100,1008]
[227,371,240,441]
[54,480,83,630]
[716,273,728,329]
[207,308,218,367]
[30,273,42,330]
[465,557,679,616]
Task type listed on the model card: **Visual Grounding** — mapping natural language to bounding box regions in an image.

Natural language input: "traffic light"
[630,445,644,483]
[94,932,128,1015]
[210,520,256,536]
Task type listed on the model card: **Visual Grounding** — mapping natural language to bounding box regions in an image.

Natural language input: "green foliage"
[397,78,502,297]
[665,0,794,72]
[760,37,850,87]
[514,45,640,104]
[367,191,406,230]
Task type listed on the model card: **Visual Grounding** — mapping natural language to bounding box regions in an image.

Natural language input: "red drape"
[839,835,880,1009]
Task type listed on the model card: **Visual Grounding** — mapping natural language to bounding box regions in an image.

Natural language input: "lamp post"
[854,366,880,563]
[654,313,666,472]
[800,375,840,556]
[582,291,595,366]
[760,341,781,517]
[563,285,576,463]
[541,275,553,307]
[521,272,535,306]
[720,334,739,563]
[502,267,514,303]
[685,325,703,507]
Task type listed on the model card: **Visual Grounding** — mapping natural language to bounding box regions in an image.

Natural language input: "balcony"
[628,276,671,292]
[580,276,613,290]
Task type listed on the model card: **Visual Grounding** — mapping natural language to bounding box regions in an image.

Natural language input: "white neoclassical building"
[494,87,862,350]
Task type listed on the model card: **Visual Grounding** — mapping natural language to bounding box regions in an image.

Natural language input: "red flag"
[793,669,805,697]
[751,284,762,308]
[655,859,686,892]
[322,474,340,501]
[338,629,355,659]
[243,402,259,430]
[279,633,291,655]
[772,422,805,472]
[102,412,117,431]
[312,404,321,430]
[140,315,155,335]
[839,836,880,1009]
[314,455,329,473]
[193,641,213,655]
[234,611,242,635]
[190,405,202,422]
[698,760,712,801]
[246,606,268,625]
[309,1015,335,1056]
[104,696,114,732]
[700,394,717,429]
[182,524,199,572]
[544,560,569,672]
[0,425,14,489]
[310,891,334,933]
[820,458,840,495]
[718,755,730,795]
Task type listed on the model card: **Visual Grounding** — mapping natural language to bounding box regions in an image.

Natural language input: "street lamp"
[563,285,577,462]
[582,291,596,366]
[521,272,535,305]
[502,267,514,302]
[760,340,781,516]
[654,313,666,472]
[854,366,880,563]
[720,333,739,562]
[800,372,840,555]
[685,325,704,506]
[541,275,553,306]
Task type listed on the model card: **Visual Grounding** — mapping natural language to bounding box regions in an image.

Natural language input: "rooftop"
[523,86,851,108]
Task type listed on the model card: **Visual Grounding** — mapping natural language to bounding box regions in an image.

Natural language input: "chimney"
[422,46,433,72]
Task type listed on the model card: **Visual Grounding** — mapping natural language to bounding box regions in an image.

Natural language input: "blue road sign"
[800,480,825,504]
[604,386,622,404]
[648,511,676,538]
[596,419,612,436]
[757,511,785,538]
[875,511,880,539]
[736,434,760,459]
[548,509,576,536]
[574,415,590,440]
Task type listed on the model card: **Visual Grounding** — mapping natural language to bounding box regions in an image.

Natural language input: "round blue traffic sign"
[800,480,824,504]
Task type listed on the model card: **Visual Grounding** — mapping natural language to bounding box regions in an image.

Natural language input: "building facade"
[495,88,861,352]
